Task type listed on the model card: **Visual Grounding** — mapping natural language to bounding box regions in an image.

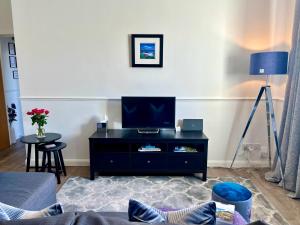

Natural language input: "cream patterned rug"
[57,176,289,225]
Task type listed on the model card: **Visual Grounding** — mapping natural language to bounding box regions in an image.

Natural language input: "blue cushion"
[212,182,251,202]
[128,199,216,224]
[128,199,166,223]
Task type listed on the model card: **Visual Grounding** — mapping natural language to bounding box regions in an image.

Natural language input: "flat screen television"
[122,96,176,129]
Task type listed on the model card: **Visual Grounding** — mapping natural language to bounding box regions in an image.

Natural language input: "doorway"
[0,36,24,150]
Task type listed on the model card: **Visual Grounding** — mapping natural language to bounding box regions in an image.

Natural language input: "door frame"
[0,59,10,150]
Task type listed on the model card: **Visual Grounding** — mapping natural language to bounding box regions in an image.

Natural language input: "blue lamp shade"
[249,51,288,75]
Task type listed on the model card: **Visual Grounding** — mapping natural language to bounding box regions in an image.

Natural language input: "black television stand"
[137,128,160,134]
[89,129,208,181]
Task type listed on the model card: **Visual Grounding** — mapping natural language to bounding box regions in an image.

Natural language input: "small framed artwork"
[12,70,19,79]
[9,56,17,68]
[131,34,163,67]
[8,43,16,55]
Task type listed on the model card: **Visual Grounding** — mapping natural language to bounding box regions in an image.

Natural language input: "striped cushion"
[0,202,63,221]
[128,199,216,224]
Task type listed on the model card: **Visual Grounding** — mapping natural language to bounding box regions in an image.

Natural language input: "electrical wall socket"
[260,146,269,159]
[260,151,268,159]
[243,143,261,152]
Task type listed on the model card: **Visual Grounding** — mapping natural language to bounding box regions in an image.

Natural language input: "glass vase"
[36,126,46,138]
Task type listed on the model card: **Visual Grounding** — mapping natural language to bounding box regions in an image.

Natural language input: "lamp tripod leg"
[230,137,245,168]
[265,87,285,188]
[265,91,272,168]
[230,87,265,168]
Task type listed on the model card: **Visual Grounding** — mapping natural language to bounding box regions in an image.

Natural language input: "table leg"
[202,171,207,181]
[35,145,39,172]
[90,170,95,180]
[26,144,32,172]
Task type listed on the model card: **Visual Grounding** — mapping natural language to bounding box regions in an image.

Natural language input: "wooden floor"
[1,142,300,225]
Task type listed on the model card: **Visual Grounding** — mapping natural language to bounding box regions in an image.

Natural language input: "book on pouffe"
[216,202,235,225]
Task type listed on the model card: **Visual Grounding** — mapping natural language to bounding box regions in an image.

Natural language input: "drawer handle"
[147,160,151,164]
[110,160,114,163]
[184,160,188,164]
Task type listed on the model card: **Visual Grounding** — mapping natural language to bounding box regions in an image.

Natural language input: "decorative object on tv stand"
[26,108,50,138]
[138,144,161,152]
[97,115,108,133]
[7,103,17,144]
[181,119,203,132]
[230,51,288,186]
[131,34,163,67]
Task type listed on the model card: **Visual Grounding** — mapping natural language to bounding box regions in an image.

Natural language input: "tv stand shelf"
[89,129,208,181]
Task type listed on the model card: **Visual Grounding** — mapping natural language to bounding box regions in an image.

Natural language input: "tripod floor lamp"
[230,51,288,186]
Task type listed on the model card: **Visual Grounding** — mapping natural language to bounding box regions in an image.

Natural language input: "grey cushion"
[98,212,128,219]
[0,172,56,210]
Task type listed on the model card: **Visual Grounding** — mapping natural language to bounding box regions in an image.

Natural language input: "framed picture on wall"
[12,70,19,79]
[9,56,17,68]
[8,43,16,55]
[131,34,163,67]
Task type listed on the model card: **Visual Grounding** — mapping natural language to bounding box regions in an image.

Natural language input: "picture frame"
[131,34,163,67]
[9,56,17,68]
[12,70,19,79]
[8,43,16,55]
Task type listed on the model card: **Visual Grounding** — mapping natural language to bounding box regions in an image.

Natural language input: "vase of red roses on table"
[26,108,49,138]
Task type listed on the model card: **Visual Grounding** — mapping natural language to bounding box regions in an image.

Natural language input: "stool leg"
[34,145,39,172]
[47,152,52,172]
[53,151,61,184]
[26,144,32,172]
[58,150,67,176]
[41,152,47,172]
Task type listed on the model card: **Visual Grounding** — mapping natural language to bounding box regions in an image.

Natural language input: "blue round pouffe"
[212,182,252,222]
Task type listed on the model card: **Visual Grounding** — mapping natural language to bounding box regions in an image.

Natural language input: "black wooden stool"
[37,142,67,184]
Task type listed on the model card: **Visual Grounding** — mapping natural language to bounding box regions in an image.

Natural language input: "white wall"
[11,0,294,166]
[0,37,24,141]
[0,0,13,35]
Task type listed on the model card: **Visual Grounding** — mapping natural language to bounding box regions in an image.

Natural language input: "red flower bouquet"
[27,108,50,138]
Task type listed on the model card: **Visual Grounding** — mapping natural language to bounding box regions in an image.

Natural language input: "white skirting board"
[29,159,269,168]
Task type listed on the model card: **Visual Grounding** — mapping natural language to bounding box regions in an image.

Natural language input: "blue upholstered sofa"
[0,172,57,210]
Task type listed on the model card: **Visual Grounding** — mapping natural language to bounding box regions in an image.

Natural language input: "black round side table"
[20,133,62,172]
